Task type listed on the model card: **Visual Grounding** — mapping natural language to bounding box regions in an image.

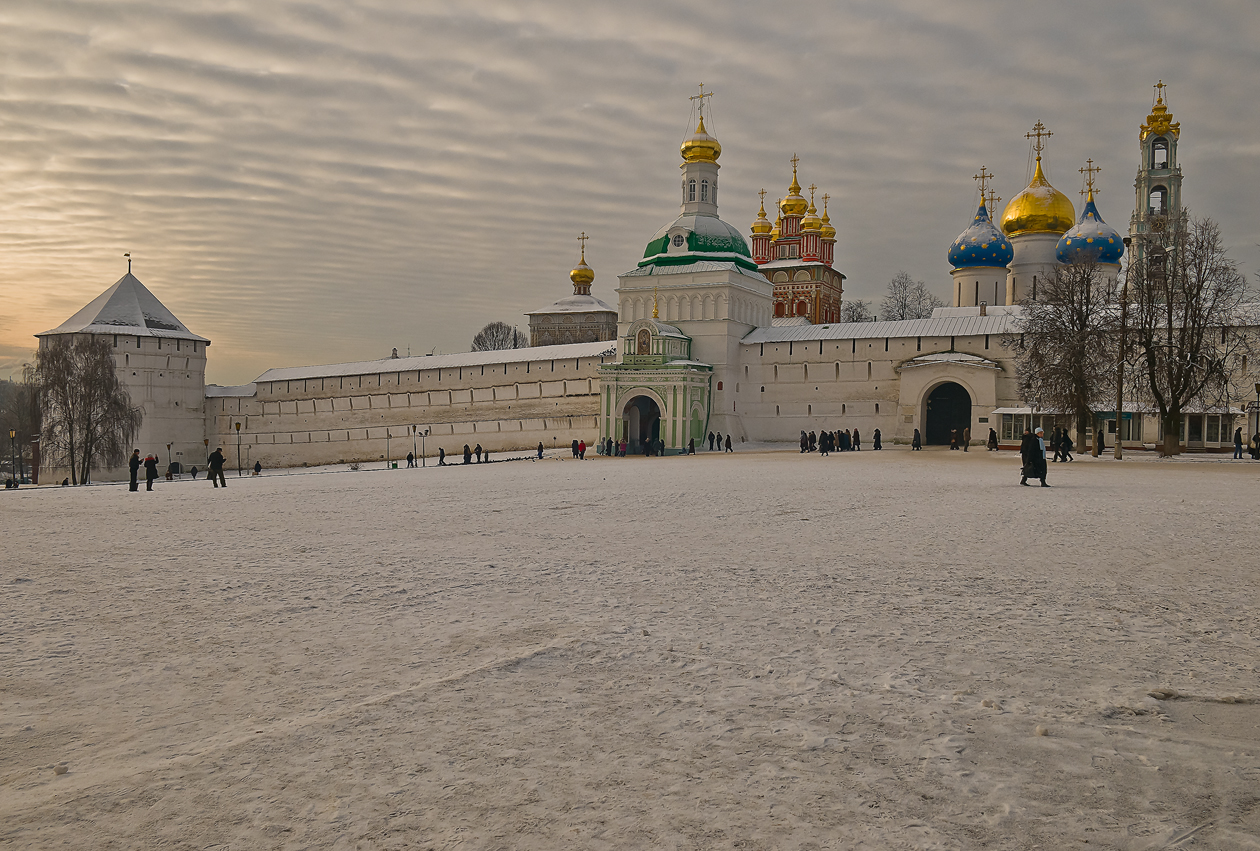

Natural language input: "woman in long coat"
[911,429,922,450]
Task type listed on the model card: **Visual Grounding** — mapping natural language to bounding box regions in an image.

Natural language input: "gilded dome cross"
[689,83,713,117]
[1079,159,1101,198]
[1026,121,1052,159]
[985,188,1002,212]
[972,166,994,198]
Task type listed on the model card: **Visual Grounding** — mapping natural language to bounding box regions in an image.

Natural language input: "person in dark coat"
[571,439,579,458]
[1252,431,1260,460]
[949,428,959,450]
[463,444,472,464]
[987,428,998,451]
[724,434,732,453]
[208,447,227,487]
[912,429,922,450]
[406,451,415,468]
[688,438,695,455]
[1060,429,1074,461]
[143,454,159,491]
[962,426,970,452]
[708,431,716,451]
[1020,427,1049,486]
[129,449,141,492]
[1233,427,1244,459]
[853,429,861,451]
[537,442,543,460]
[475,444,483,463]
[873,428,882,450]
[715,432,723,452]
[808,431,817,452]
[439,447,447,465]
[253,460,262,475]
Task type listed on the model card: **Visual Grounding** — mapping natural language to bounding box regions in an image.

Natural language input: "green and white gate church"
[599,92,774,453]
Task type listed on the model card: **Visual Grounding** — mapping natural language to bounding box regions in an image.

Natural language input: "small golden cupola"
[801,185,823,232]
[680,114,722,164]
[770,200,783,241]
[750,190,773,235]
[569,239,595,296]
[1000,121,1075,237]
[820,193,836,240]
[780,155,808,217]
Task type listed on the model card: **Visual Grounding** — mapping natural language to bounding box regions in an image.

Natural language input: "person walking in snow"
[143,454,159,491]
[853,429,861,451]
[578,440,586,460]
[1020,427,1049,487]
[462,444,472,465]
[439,447,447,465]
[208,447,227,487]
[129,449,141,492]
[912,429,922,450]
[253,460,262,475]
[724,434,732,453]
[1234,427,1244,459]
[987,428,998,451]
[537,442,543,460]
[474,444,483,463]
[873,428,882,450]
[406,451,415,468]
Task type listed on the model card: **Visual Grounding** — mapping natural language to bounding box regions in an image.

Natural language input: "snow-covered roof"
[525,292,617,316]
[620,260,770,284]
[254,341,616,383]
[757,259,845,277]
[38,272,209,342]
[900,352,1003,371]
[742,310,1021,344]
[206,383,257,398]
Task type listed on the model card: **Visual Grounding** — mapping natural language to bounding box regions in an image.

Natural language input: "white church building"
[36,87,1254,479]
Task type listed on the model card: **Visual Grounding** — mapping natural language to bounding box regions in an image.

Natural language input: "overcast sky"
[2,1,1257,385]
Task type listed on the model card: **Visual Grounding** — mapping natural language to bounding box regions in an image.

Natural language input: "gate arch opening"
[924,381,972,446]
[623,394,662,454]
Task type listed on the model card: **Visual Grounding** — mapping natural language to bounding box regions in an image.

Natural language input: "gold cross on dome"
[759,188,767,204]
[808,183,817,203]
[690,83,713,116]
[1026,121,1052,157]
[1154,79,1167,104]
[790,153,800,171]
[986,188,1002,211]
[822,192,830,209]
[577,231,589,261]
[972,165,994,197]
[1079,159,1101,197]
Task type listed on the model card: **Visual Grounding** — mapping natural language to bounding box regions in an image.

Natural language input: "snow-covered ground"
[3,447,1259,849]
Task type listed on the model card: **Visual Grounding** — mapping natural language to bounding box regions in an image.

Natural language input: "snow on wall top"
[253,341,616,384]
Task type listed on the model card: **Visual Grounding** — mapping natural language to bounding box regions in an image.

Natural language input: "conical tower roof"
[38,272,209,342]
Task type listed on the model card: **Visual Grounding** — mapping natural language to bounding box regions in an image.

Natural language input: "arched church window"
[774,302,785,317]
[688,180,696,202]
[636,328,651,355]
[1153,139,1169,169]
[700,179,708,202]
[1149,186,1167,215]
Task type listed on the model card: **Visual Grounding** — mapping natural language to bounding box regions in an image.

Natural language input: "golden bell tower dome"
[1000,122,1075,236]
[680,114,722,164]
[780,155,808,217]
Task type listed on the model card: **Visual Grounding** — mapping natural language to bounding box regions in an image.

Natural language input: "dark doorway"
[623,395,662,453]
[925,382,972,446]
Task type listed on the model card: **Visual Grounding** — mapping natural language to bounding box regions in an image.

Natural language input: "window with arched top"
[688,180,696,202]
[1149,186,1167,215]
[700,179,708,202]
[1152,138,1169,169]
[636,328,651,355]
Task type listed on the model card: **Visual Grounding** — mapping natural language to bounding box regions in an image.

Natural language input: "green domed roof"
[640,214,758,272]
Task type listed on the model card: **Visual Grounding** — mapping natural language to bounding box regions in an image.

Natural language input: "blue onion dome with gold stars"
[1057,192,1124,264]
[948,201,1013,268]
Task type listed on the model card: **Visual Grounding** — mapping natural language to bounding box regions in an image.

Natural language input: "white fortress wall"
[205,342,613,468]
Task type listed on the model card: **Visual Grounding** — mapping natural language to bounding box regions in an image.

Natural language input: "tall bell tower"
[1129,81,1185,264]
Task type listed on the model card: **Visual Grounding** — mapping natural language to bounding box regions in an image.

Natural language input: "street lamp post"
[421,428,429,466]
[1115,237,1132,460]
[8,428,15,488]
[1254,382,1260,453]
[411,425,417,467]
[386,430,391,469]
[166,442,173,474]
[234,422,242,476]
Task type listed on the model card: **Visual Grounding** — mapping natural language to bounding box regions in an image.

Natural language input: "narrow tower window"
[1153,139,1169,169]
[688,180,696,202]
[700,179,708,202]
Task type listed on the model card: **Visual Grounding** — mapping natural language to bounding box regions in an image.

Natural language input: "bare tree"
[881,271,945,320]
[1127,216,1252,455]
[840,299,874,323]
[0,378,39,480]
[29,336,142,484]
[471,321,527,352]
[1003,258,1118,450]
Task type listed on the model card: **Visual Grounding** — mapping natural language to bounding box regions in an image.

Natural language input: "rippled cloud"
[1,0,1256,383]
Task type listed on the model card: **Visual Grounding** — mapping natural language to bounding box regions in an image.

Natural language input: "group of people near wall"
[127,446,240,490]
[801,428,882,455]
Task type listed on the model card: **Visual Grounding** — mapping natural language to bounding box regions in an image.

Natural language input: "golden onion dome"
[569,248,595,288]
[750,196,773,235]
[780,165,808,217]
[820,196,836,240]
[801,192,822,232]
[770,203,782,240]
[680,115,722,164]
[1000,158,1076,237]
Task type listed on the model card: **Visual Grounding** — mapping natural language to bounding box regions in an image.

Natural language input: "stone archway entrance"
[623,395,662,453]
[925,382,972,446]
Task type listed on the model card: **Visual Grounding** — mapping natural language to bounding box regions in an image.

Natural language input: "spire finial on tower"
[1154,79,1167,105]
[1079,159,1101,200]
[652,286,659,319]
[985,188,1002,212]
[972,166,994,202]
[124,252,131,273]
[690,82,713,118]
[808,183,817,203]
[577,231,589,263]
[1026,121,1052,161]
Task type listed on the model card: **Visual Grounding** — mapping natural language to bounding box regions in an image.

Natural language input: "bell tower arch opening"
[622,394,662,453]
